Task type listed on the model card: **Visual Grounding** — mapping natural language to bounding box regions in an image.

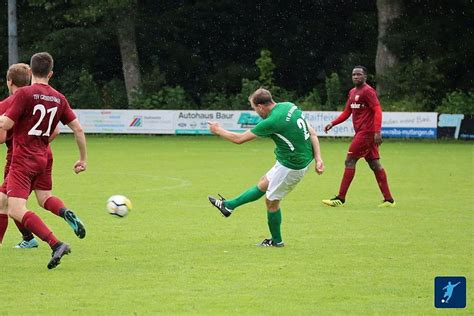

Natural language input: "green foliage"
[379,96,424,112]
[379,57,444,111]
[325,73,343,110]
[256,49,276,88]
[1,1,470,110]
[207,63,257,93]
[385,0,473,95]
[270,86,298,104]
[67,69,102,109]
[299,88,323,110]
[201,90,231,110]
[102,78,128,109]
[131,86,193,109]
[229,78,261,110]
[140,65,166,93]
[436,91,474,114]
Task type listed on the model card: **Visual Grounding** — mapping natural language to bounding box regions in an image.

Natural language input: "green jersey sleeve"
[251,118,275,137]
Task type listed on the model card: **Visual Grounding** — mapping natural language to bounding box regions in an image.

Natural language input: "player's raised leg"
[35,191,86,239]
[209,185,265,217]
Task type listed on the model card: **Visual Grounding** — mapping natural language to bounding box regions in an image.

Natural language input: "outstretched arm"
[324,102,351,133]
[309,125,324,174]
[66,119,87,174]
[208,121,257,144]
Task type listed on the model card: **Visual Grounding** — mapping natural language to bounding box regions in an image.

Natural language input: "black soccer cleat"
[257,238,285,247]
[208,194,233,217]
[63,209,86,239]
[47,242,71,269]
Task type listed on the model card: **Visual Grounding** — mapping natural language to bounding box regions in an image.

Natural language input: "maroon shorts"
[347,132,380,161]
[6,150,53,199]
[33,153,53,191]
[0,152,12,194]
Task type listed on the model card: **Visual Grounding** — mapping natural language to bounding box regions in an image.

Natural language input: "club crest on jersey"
[355,95,360,101]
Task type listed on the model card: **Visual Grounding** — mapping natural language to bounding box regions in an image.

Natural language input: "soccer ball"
[106,195,132,217]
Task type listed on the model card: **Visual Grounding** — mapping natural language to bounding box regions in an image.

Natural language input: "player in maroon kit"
[322,66,395,207]
[0,63,83,249]
[0,63,31,246]
[0,52,88,268]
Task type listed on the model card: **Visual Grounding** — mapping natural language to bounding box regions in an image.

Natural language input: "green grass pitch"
[0,135,472,314]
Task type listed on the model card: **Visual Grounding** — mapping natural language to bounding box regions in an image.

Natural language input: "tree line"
[1,0,472,113]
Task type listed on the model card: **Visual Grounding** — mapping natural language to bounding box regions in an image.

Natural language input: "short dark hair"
[248,88,274,105]
[353,65,367,75]
[7,63,30,87]
[30,52,54,78]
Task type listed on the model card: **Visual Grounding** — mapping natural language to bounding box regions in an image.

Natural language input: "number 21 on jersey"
[297,115,310,140]
[28,104,58,137]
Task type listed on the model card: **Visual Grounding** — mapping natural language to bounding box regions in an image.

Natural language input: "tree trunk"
[8,0,18,65]
[376,0,402,95]
[116,10,142,106]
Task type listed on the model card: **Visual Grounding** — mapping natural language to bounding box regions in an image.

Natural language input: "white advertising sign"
[60,109,438,139]
[60,110,175,134]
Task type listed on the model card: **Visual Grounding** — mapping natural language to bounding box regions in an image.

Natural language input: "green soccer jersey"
[251,102,314,170]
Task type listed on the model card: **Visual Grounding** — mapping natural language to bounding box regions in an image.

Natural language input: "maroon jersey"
[5,83,76,167]
[0,95,15,159]
[331,84,382,133]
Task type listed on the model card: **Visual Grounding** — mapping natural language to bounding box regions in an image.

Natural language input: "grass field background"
[0,135,472,315]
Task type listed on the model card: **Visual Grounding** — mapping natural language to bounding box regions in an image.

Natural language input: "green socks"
[223,186,282,243]
[224,185,265,210]
[267,209,282,243]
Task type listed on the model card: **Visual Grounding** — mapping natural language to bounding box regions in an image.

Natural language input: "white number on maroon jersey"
[28,104,58,137]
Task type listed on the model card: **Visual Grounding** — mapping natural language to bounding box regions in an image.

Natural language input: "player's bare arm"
[208,121,257,144]
[309,125,324,174]
[0,115,14,131]
[67,119,87,174]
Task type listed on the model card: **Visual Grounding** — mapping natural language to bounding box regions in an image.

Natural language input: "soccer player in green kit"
[208,88,324,247]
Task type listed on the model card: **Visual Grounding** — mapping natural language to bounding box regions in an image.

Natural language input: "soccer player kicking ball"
[322,65,395,208]
[208,88,324,247]
[0,52,87,269]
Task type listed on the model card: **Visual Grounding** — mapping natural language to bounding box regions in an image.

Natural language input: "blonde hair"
[7,63,30,87]
[248,88,274,105]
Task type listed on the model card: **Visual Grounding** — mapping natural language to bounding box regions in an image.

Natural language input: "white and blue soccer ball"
[106,195,132,217]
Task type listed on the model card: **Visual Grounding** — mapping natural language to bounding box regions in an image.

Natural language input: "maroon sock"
[374,169,393,201]
[43,196,66,217]
[14,219,35,241]
[0,214,8,243]
[21,211,59,248]
[338,167,356,200]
